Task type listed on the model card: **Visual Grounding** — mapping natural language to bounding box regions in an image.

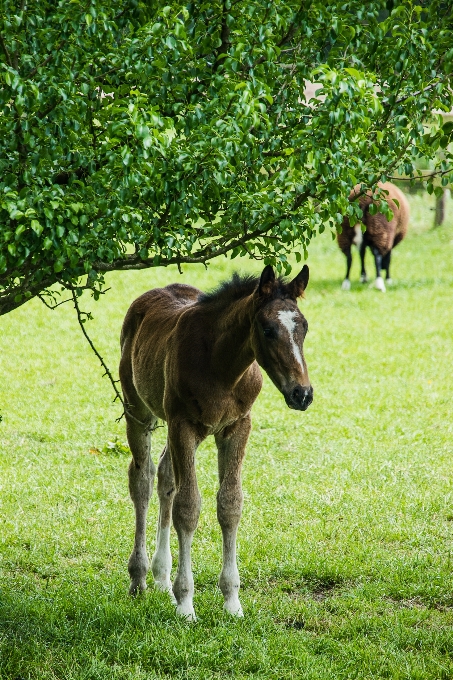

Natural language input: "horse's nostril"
[292,386,303,402]
[291,385,313,409]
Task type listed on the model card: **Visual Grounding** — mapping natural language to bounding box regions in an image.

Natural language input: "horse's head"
[252,264,313,411]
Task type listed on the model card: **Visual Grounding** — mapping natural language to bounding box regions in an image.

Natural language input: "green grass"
[1,191,453,679]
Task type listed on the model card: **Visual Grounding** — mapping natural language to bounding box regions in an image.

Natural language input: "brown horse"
[119,264,313,620]
[338,182,410,292]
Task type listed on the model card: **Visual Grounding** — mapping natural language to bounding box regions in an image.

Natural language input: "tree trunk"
[434,189,449,227]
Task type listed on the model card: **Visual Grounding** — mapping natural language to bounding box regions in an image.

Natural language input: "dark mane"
[198,272,290,306]
[198,273,258,305]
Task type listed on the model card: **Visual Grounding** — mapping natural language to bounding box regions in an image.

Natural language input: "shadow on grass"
[0,577,270,679]
[244,566,349,601]
[309,276,453,296]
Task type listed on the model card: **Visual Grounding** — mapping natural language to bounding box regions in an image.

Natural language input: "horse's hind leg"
[126,411,157,594]
[215,415,251,617]
[120,338,156,595]
[151,442,176,599]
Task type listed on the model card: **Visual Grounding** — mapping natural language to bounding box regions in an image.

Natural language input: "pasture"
[1,191,453,679]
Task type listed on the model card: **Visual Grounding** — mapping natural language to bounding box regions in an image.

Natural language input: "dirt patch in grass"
[255,572,349,601]
[384,595,453,612]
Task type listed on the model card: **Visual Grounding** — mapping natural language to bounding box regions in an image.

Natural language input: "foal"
[119,265,313,620]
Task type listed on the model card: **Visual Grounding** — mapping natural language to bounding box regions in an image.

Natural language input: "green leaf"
[344,67,362,79]
[31,220,43,236]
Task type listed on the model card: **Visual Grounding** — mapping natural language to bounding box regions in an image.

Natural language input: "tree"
[1,0,453,316]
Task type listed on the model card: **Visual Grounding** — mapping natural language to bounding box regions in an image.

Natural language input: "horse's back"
[120,283,201,420]
[366,182,409,252]
[120,283,200,347]
[339,182,409,255]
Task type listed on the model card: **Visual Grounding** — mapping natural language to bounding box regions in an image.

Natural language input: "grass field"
[1,191,453,679]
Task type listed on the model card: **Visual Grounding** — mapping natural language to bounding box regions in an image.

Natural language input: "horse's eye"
[263,327,274,338]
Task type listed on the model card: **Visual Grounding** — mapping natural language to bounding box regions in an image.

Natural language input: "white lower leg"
[374,276,386,292]
[173,531,196,621]
[151,445,176,600]
[219,529,243,617]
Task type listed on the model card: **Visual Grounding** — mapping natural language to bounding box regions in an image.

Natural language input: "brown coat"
[338,182,409,257]
[119,266,313,620]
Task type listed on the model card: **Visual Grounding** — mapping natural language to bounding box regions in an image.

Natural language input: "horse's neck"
[210,295,256,386]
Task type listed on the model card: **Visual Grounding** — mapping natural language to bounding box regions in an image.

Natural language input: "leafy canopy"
[1,0,453,315]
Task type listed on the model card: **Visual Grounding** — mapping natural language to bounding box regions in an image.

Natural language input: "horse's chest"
[198,373,262,432]
[200,393,253,434]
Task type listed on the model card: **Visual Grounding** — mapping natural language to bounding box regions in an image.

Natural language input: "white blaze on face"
[277,310,304,373]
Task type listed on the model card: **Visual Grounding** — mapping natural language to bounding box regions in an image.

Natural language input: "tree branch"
[212,0,231,72]
[0,274,58,316]
[251,2,307,69]
[27,40,66,79]
[70,287,155,429]
[0,32,12,68]
[388,168,452,181]
[95,189,314,273]
[382,78,445,108]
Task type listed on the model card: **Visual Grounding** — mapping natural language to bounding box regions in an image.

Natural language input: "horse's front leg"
[359,239,368,283]
[372,246,386,291]
[215,414,251,617]
[341,249,352,290]
[126,414,157,595]
[168,420,201,621]
[382,250,392,283]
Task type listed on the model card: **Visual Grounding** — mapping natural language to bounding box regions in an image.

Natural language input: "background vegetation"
[2,0,453,314]
[1,190,453,679]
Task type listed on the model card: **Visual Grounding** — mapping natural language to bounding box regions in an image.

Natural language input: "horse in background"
[338,182,410,292]
[119,265,313,620]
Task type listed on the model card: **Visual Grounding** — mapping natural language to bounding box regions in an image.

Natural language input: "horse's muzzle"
[285,385,313,411]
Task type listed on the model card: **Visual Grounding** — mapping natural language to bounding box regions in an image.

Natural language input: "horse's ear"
[288,264,309,298]
[258,265,276,296]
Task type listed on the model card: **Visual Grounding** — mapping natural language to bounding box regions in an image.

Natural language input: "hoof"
[373,276,386,292]
[154,580,177,605]
[224,599,244,617]
[176,602,196,621]
[360,274,368,283]
[341,279,351,291]
[154,577,172,592]
[128,552,149,596]
[129,579,147,596]
[386,278,393,286]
